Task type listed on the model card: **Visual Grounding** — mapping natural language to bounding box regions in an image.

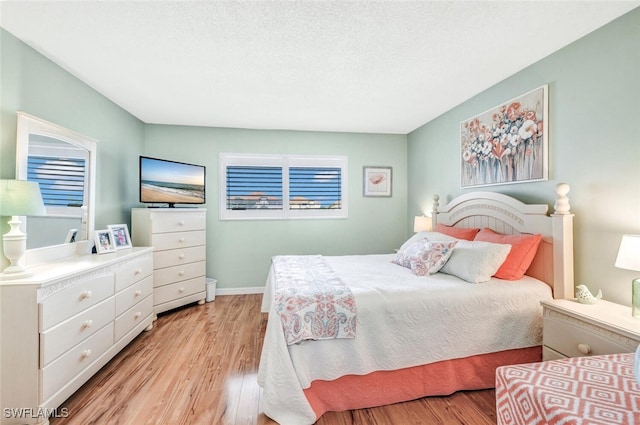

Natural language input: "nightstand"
[541,298,640,361]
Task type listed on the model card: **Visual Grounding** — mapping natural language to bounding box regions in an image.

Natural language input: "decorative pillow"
[398,231,457,253]
[410,241,458,276]
[434,224,480,241]
[393,239,458,276]
[393,238,428,268]
[439,240,511,283]
[473,228,542,280]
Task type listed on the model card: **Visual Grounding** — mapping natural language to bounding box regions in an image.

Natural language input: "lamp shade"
[615,234,640,272]
[413,215,431,233]
[0,180,47,217]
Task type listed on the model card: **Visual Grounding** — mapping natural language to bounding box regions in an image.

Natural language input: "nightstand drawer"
[544,315,633,357]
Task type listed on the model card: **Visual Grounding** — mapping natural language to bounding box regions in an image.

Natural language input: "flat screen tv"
[139,156,206,207]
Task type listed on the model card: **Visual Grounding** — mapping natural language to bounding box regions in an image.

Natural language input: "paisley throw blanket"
[272,255,357,345]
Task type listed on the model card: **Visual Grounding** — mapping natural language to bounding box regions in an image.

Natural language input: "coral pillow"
[473,228,542,280]
[434,224,479,241]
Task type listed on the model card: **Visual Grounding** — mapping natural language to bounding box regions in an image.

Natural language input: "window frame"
[219,153,348,220]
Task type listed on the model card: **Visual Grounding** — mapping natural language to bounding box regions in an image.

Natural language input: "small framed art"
[108,224,132,250]
[95,229,116,254]
[363,166,392,197]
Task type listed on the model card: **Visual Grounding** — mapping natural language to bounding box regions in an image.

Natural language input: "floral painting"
[461,85,548,187]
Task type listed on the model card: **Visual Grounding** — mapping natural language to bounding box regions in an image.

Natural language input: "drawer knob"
[178,220,185,226]
[80,290,92,300]
[179,287,185,293]
[82,320,93,329]
[134,311,142,319]
[179,237,185,243]
[134,268,142,275]
[179,270,185,276]
[81,349,92,359]
[577,343,592,355]
[134,289,142,297]
[179,254,185,259]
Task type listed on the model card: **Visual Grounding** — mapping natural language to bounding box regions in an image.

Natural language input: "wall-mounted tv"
[139,156,206,207]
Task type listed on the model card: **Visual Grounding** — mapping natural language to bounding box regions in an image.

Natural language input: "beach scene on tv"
[140,157,205,205]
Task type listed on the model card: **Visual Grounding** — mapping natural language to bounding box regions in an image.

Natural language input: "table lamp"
[0,179,47,279]
[413,215,431,233]
[614,234,640,318]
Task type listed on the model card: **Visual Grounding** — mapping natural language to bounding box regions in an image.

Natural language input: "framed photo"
[460,85,548,188]
[95,229,116,254]
[64,228,79,244]
[363,166,392,197]
[108,224,132,250]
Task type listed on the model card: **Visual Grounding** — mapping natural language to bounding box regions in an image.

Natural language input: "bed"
[258,185,575,425]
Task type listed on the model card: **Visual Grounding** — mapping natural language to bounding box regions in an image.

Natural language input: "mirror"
[16,112,97,255]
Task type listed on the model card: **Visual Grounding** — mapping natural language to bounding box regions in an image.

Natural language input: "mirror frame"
[15,112,98,262]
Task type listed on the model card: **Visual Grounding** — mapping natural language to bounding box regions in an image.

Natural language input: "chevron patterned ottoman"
[496,353,640,424]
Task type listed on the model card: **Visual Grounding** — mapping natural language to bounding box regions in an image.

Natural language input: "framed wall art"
[363,166,392,197]
[460,85,548,188]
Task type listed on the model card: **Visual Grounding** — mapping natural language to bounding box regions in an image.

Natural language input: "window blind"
[27,156,86,207]
[225,166,283,210]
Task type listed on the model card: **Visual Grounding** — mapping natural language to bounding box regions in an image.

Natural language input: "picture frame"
[95,229,116,254]
[107,224,132,250]
[460,85,548,188]
[363,166,392,197]
[64,228,79,244]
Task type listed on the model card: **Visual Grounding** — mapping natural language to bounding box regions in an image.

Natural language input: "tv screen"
[139,156,205,207]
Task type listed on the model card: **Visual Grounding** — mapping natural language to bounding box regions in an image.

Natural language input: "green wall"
[407,8,640,306]
[0,28,407,290]
[0,28,146,236]
[144,125,407,291]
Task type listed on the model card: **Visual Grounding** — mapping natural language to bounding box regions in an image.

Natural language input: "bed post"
[431,194,440,228]
[551,183,575,299]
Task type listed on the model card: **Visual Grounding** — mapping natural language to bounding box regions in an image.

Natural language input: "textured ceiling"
[1,1,638,134]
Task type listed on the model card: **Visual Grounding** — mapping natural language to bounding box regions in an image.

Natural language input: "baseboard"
[215,286,265,296]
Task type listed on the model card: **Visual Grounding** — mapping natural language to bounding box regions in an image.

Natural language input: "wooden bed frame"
[432,183,574,299]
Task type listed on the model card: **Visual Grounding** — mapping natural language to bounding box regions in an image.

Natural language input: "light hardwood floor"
[50,294,497,425]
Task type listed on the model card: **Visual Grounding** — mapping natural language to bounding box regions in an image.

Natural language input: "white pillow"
[399,231,458,252]
[439,240,511,283]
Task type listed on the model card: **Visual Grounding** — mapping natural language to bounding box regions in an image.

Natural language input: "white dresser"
[131,208,206,317]
[541,298,640,361]
[0,247,153,425]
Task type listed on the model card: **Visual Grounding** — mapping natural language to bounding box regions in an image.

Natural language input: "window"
[219,153,348,220]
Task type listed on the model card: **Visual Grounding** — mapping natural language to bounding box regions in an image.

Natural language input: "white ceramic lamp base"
[0,216,32,280]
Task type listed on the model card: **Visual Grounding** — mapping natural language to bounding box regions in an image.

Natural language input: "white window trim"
[219,153,348,220]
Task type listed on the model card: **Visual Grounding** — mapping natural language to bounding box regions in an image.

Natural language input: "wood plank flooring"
[50,294,497,425]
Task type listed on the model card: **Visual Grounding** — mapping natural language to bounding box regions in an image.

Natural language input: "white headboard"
[431,184,574,299]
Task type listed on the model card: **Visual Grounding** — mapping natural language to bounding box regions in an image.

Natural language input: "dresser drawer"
[153,245,206,268]
[153,261,205,288]
[149,211,206,233]
[150,230,206,251]
[40,273,115,331]
[40,297,115,367]
[544,315,632,357]
[40,322,114,401]
[114,295,153,342]
[154,277,205,305]
[114,255,153,292]
[115,275,153,316]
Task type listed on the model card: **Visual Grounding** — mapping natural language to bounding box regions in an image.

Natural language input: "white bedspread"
[258,254,553,425]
